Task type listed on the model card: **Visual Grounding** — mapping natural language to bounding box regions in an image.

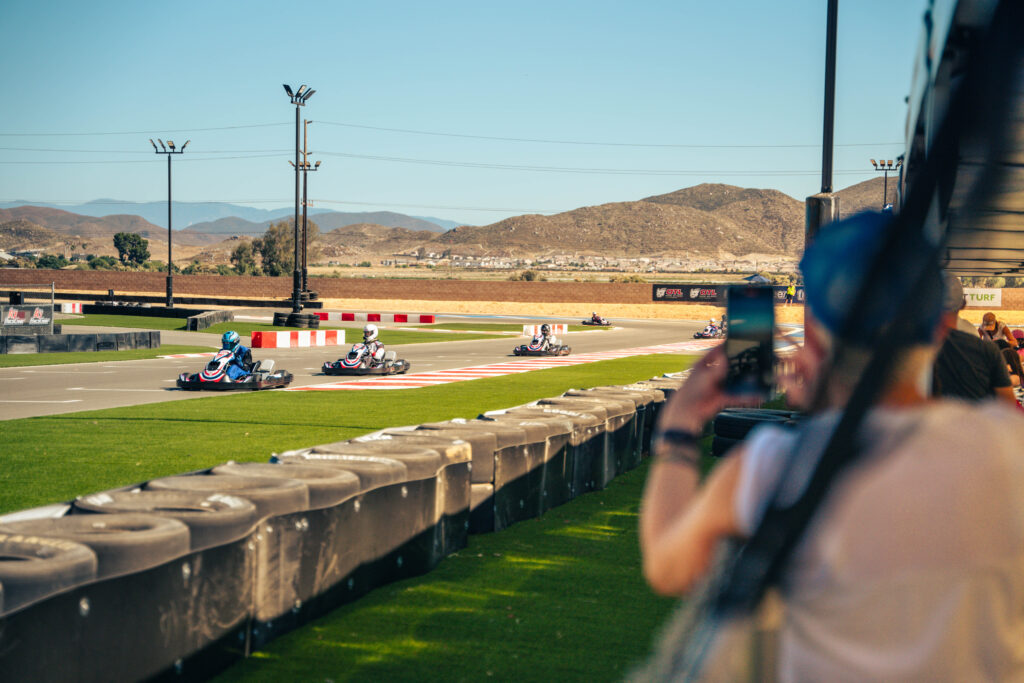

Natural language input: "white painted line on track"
[0,400,83,404]
[67,388,169,392]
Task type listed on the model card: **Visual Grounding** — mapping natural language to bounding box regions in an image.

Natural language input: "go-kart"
[177,350,293,390]
[513,335,571,356]
[693,326,725,339]
[582,316,610,326]
[323,343,411,376]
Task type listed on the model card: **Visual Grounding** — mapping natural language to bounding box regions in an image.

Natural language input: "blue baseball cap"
[800,212,942,346]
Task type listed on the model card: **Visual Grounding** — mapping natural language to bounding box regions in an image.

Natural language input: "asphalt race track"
[0,311,706,421]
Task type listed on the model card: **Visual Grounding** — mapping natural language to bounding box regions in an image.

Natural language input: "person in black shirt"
[933,275,1015,404]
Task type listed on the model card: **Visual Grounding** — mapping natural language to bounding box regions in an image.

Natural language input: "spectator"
[640,212,1024,681]
[785,282,796,306]
[1014,329,1024,359]
[1002,347,1024,389]
[932,277,1016,405]
[979,311,1016,345]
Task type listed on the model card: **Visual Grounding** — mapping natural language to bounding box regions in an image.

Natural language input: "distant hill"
[0,200,462,232]
[184,210,449,236]
[643,183,804,253]
[0,219,66,251]
[3,179,894,265]
[433,183,809,258]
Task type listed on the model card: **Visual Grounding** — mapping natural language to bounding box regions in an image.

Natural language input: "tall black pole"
[883,169,888,207]
[292,103,302,313]
[820,0,838,194]
[167,153,173,307]
[302,165,309,293]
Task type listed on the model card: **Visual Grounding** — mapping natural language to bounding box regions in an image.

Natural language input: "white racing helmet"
[363,323,379,343]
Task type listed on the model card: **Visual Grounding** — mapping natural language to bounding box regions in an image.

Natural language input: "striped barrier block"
[60,302,83,313]
[523,324,567,337]
[251,329,344,349]
[316,312,436,324]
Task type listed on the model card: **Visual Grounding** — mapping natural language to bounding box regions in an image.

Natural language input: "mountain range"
[0,200,459,233]
[0,178,894,263]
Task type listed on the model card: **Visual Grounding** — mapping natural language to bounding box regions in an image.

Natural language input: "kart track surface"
[0,312,708,420]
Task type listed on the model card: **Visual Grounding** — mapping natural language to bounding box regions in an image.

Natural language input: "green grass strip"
[213,459,678,683]
[59,314,189,330]
[0,354,692,514]
[0,345,216,368]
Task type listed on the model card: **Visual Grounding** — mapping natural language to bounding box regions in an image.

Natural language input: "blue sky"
[0,0,927,226]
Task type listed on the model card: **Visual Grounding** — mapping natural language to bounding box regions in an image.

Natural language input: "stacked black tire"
[711,408,802,457]
[273,311,319,329]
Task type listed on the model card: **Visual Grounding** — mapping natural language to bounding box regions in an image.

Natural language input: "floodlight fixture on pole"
[151,136,188,308]
[283,83,314,313]
[870,156,903,208]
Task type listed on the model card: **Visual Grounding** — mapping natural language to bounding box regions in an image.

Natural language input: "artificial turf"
[0,353,694,514]
[213,459,679,683]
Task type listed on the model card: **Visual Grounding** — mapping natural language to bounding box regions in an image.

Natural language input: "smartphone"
[723,285,775,397]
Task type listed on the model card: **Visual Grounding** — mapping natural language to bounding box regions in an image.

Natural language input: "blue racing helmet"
[800,212,942,346]
[222,330,240,351]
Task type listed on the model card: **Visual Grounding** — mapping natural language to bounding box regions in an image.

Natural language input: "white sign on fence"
[963,288,1001,307]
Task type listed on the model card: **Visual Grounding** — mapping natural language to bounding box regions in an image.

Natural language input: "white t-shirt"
[735,401,1024,682]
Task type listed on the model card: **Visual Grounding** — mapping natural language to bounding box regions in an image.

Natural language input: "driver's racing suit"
[364,340,386,366]
[226,345,254,380]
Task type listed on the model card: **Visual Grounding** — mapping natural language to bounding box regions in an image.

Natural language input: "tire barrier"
[250,329,344,349]
[72,490,260,551]
[0,514,190,580]
[0,375,689,681]
[711,408,803,457]
[185,309,234,331]
[0,330,160,355]
[59,302,82,313]
[0,533,97,614]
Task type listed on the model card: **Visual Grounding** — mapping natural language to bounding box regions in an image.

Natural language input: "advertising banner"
[652,284,722,302]
[963,288,1001,307]
[652,285,805,303]
[1,304,54,333]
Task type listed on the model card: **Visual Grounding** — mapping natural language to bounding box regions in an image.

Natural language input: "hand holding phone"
[723,285,775,398]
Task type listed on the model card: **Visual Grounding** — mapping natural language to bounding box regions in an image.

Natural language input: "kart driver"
[362,324,386,366]
[591,311,603,324]
[221,331,253,380]
[539,323,556,349]
[703,319,720,336]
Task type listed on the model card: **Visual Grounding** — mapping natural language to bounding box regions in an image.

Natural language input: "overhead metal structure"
[901,0,1023,277]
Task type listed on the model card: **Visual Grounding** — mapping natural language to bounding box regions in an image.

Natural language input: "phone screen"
[724,285,775,396]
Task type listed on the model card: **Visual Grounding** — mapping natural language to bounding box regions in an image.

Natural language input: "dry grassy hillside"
[435,199,792,257]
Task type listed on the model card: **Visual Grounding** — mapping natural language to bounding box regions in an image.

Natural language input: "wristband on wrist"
[651,429,702,467]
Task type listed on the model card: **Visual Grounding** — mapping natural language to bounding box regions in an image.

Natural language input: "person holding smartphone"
[639,212,1024,680]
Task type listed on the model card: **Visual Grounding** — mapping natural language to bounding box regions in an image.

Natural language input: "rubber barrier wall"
[0,378,681,682]
[0,330,159,355]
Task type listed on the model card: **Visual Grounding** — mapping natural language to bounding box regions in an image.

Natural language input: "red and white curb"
[251,329,345,349]
[291,339,720,391]
[59,302,83,313]
[317,312,436,324]
[159,352,217,359]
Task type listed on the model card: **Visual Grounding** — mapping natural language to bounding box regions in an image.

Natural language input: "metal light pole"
[300,120,320,297]
[805,0,841,242]
[283,84,315,313]
[150,138,189,307]
[870,158,902,209]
